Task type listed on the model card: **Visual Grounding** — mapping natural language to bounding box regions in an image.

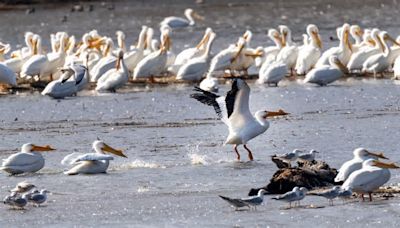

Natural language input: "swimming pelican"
[96,50,128,92]
[304,55,347,86]
[0,143,55,175]
[61,140,127,175]
[362,31,399,77]
[342,159,399,201]
[176,32,216,81]
[276,25,298,74]
[0,63,17,86]
[334,148,387,183]
[190,79,288,161]
[347,28,381,72]
[133,28,170,80]
[316,23,352,67]
[160,8,203,28]
[257,60,288,86]
[295,24,322,75]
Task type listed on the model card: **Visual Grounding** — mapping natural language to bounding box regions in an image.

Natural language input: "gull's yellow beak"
[102,143,127,158]
[372,160,400,169]
[32,144,55,152]
[264,109,289,118]
[367,151,388,159]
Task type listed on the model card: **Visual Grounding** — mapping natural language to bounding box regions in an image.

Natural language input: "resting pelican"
[295,24,322,75]
[256,29,282,68]
[0,63,17,86]
[190,79,288,161]
[124,26,148,71]
[133,28,170,79]
[304,56,347,86]
[230,31,263,75]
[172,27,213,72]
[362,31,399,77]
[160,8,203,28]
[349,25,363,53]
[0,42,10,61]
[347,28,381,72]
[316,23,352,67]
[90,38,116,82]
[96,50,128,92]
[0,143,55,175]
[4,32,35,74]
[257,60,288,86]
[276,25,298,74]
[342,159,399,201]
[393,55,400,79]
[176,32,216,81]
[61,140,127,175]
[335,148,387,182]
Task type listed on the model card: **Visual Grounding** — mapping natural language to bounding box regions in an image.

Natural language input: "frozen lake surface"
[1,0,400,227]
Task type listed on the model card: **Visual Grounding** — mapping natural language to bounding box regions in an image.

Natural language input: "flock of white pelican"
[0,9,399,98]
[1,8,399,211]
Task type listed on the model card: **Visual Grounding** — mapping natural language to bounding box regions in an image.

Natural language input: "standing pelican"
[276,25,298,74]
[342,159,399,201]
[90,38,116,82]
[256,29,282,68]
[295,24,322,75]
[124,26,148,71]
[96,50,129,92]
[176,32,216,81]
[3,32,35,75]
[190,79,288,161]
[160,8,203,28]
[334,148,387,182]
[0,143,55,175]
[304,55,347,86]
[61,140,127,175]
[316,23,353,67]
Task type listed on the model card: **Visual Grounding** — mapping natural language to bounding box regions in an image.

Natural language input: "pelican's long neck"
[137,27,148,50]
[36,37,42,55]
[339,29,346,50]
[381,37,390,57]
[286,30,293,46]
[185,11,195,25]
[201,34,215,60]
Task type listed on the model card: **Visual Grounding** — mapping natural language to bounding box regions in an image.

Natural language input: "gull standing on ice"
[271,186,301,208]
[190,79,288,161]
[219,189,267,210]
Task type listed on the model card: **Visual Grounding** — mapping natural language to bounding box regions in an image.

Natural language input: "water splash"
[112,159,166,170]
[188,153,210,165]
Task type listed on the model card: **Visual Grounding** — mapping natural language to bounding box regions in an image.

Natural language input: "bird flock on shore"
[0,8,400,98]
[1,8,400,212]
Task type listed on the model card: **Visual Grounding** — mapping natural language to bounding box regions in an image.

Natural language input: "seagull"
[313,186,341,206]
[271,186,301,208]
[335,148,387,183]
[296,187,308,206]
[219,189,266,210]
[337,188,352,202]
[3,192,28,209]
[10,181,36,193]
[27,189,50,207]
[190,79,288,161]
[298,150,319,161]
[275,149,301,167]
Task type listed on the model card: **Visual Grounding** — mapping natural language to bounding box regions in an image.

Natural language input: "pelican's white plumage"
[62,140,127,175]
[342,159,399,201]
[124,26,148,71]
[0,143,55,175]
[199,75,219,92]
[256,29,282,68]
[257,60,288,86]
[334,148,387,182]
[90,38,117,82]
[191,79,288,160]
[3,32,35,74]
[0,63,17,86]
[96,51,129,92]
[160,8,202,28]
[295,24,322,75]
[304,55,346,86]
[276,25,298,72]
[176,32,216,81]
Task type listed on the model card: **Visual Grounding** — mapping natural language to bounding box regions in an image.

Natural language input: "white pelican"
[230,31,263,75]
[347,28,381,72]
[342,159,399,201]
[4,32,35,75]
[160,8,203,28]
[316,23,352,67]
[0,143,55,175]
[362,31,399,77]
[393,55,400,79]
[21,33,67,80]
[133,28,170,80]
[190,79,288,161]
[90,38,117,82]
[276,25,298,73]
[257,60,288,86]
[0,42,11,61]
[199,75,219,92]
[172,27,213,72]
[349,25,363,53]
[124,26,148,71]
[176,32,216,81]
[295,24,322,75]
[96,50,129,92]
[256,29,282,68]
[334,148,387,182]
[61,140,127,175]
[116,30,126,52]
[0,63,17,86]
[304,55,347,86]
